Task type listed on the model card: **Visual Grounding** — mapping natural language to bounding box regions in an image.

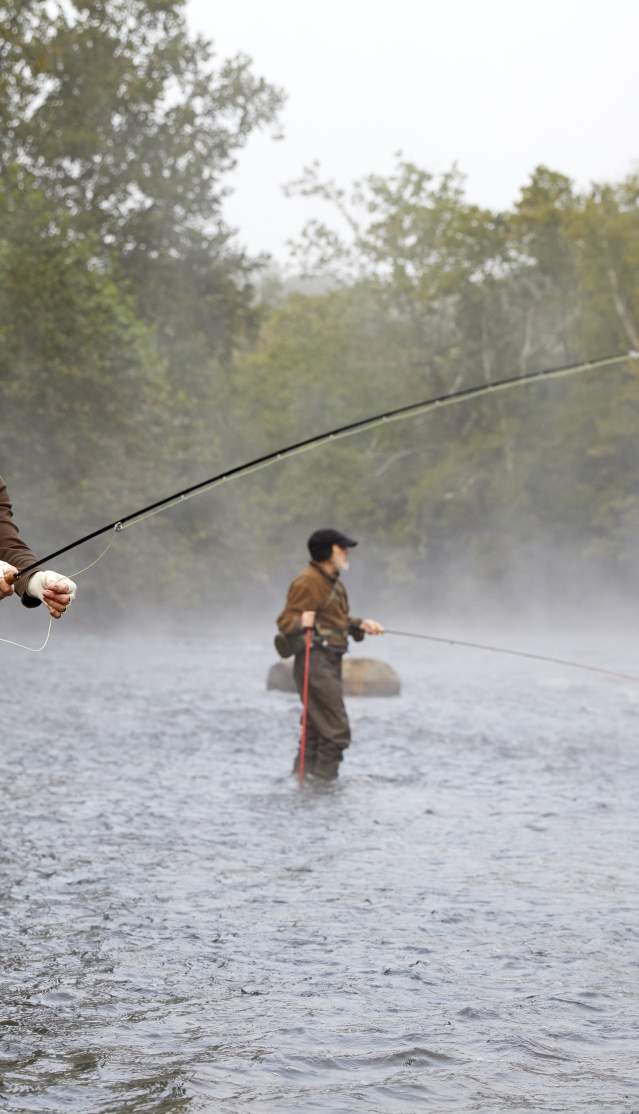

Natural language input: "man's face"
[332,544,350,572]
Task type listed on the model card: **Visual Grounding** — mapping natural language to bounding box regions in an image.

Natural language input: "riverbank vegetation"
[2,1,638,618]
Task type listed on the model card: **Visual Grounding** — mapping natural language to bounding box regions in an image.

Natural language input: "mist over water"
[1,628,638,1112]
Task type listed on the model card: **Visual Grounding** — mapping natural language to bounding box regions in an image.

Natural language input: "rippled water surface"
[2,627,639,1112]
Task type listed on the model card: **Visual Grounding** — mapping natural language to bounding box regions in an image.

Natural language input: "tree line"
[2,1,638,619]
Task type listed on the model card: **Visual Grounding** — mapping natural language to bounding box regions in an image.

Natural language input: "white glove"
[0,560,18,596]
[27,570,77,602]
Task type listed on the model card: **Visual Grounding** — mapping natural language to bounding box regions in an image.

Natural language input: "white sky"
[186,0,639,261]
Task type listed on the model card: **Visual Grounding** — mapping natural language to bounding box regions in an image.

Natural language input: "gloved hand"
[359,619,384,635]
[27,570,77,619]
[0,559,18,600]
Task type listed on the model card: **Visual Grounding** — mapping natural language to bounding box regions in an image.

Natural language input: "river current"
[1,626,638,1112]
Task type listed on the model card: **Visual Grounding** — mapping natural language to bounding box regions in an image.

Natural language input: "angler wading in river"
[276,529,384,780]
[0,477,77,618]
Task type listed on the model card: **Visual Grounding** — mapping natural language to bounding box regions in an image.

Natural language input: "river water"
[1,627,638,1112]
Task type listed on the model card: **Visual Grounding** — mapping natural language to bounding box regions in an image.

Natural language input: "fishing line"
[0,529,120,654]
[18,349,638,578]
[0,616,54,654]
[384,629,639,683]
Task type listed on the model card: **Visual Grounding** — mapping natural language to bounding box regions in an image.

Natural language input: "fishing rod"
[384,629,639,683]
[19,349,638,578]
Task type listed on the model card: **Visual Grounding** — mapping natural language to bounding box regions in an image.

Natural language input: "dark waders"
[293,646,351,779]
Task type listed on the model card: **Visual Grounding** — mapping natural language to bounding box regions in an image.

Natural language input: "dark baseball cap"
[307,528,358,561]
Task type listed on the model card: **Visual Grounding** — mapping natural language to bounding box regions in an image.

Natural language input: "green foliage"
[0,0,283,610]
[0,167,162,489]
[1,2,638,616]
[237,158,639,605]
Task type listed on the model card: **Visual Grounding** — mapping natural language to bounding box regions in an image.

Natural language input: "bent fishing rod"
[19,348,638,578]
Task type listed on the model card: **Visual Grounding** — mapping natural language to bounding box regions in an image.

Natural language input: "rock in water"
[266,658,400,697]
[344,657,401,696]
[266,661,297,693]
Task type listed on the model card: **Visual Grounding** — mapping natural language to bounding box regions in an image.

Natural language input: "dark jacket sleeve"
[0,477,41,607]
[345,587,364,640]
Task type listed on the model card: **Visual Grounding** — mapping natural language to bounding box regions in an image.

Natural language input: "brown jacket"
[0,476,40,606]
[277,561,363,650]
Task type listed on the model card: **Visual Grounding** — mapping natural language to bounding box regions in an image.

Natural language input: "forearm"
[0,538,39,594]
[0,481,41,605]
[278,610,303,634]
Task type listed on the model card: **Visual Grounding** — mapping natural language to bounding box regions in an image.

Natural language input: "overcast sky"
[186,0,639,262]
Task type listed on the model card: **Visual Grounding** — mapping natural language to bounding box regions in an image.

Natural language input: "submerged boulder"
[266,657,400,697]
[344,657,401,696]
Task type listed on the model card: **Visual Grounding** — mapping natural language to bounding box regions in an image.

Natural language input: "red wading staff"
[298,628,313,786]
